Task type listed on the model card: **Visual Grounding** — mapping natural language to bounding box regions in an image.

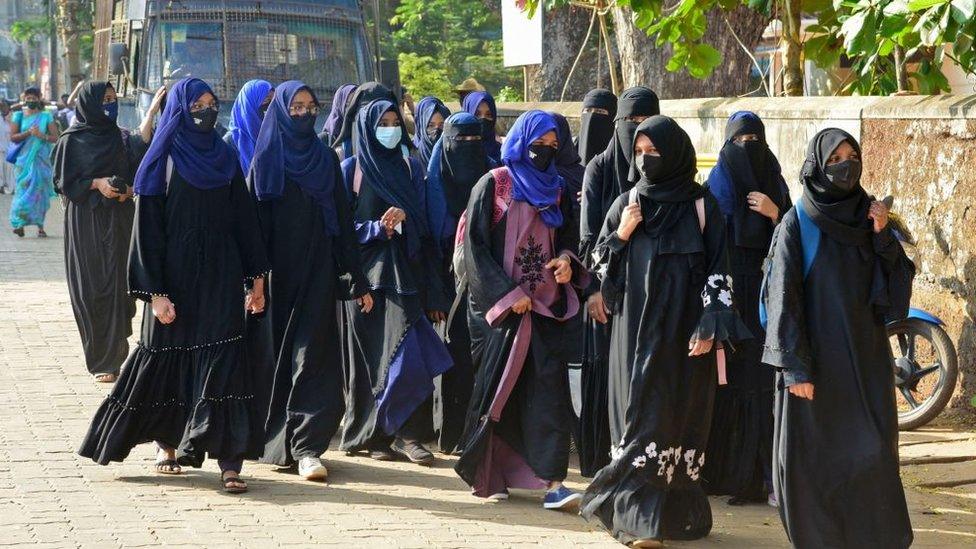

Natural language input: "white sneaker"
[767,492,779,508]
[298,456,328,481]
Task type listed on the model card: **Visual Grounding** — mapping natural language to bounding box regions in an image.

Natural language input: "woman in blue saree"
[8,87,59,237]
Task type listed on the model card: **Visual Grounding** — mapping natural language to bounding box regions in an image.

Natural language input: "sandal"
[221,471,248,494]
[12,228,23,237]
[93,373,117,383]
[154,459,182,475]
[37,228,47,238]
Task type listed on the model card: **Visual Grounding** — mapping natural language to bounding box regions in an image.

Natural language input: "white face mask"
[375,126,402,150]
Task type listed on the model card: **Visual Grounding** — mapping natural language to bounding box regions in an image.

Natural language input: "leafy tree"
[389,0,521,98]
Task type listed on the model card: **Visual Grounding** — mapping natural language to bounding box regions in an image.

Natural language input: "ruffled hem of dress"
[692,309,752,344]
[78,340,261,467]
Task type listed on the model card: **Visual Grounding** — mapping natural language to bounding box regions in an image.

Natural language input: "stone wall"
[480,95,976,414]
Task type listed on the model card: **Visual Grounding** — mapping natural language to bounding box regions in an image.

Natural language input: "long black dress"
[455,170,586,496]
[53,81,148,377]
[763,205,914,549]
[78,168,270,467]
[257,174,368,465]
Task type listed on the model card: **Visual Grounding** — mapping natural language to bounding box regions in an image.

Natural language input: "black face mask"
[291,113,316,134]
[426,126,442,142]
[190,107,218,132]
[736,140,766,174]
[528,144,556,171]
[823,159,862,193]
[258,103,270,119]
[480,117,494,138]
[25,101,42,111]
[636,153,663,182]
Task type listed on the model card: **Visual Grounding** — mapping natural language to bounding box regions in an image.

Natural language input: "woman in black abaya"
[339,99,452,465]
[78,78,269,494]
[763,129,914,549]
[702,111,792,505]
[250,80,373,481]
[578,86,659,478]
[425,112,488,453]
[581,116,749,547]
[577,88,616,165]
[53,81,140,382]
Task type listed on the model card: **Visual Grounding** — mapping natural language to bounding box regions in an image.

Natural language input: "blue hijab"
[323,83,356,143]
[462,91,501,161]
[412,96,450,167]
[251,80,339,235]
[501,110,564,228]
[134,78,236,196]
[226,79,272,174]
[355,99,429,254]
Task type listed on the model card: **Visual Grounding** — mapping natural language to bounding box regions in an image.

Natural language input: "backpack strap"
[490,167,513,226]
[795,196,820,279]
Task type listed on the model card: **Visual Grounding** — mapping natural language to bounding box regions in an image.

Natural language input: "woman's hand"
[587,292,610,324]
[511,296,532,315]
[141,86,167,143]
[789,382,815,400]
[748,192,779,222]
[357,292,374,313]
[246,277,265,314]
[151,296,176,324]
[93,177,121,199]
[380,207,406,237]
[616,202,643,241]
[868,201,889,234]
[546,254,572,284]
[688,337,714,357]
[427,310,446,323]
[117,185,133,203]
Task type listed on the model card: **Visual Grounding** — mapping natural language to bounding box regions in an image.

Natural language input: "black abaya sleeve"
[874,227,915,321]
[463,174,520,326]
[761,211,814,386]
[229,169,271,279]
[332,163,370,299]
[593,194,629,314]
[555,189,591,293]
[691,195,752,344]
[579,153,607,265]
[128,195,168,301]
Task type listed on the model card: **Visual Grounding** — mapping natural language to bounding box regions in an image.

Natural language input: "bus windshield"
[148,14,369,101]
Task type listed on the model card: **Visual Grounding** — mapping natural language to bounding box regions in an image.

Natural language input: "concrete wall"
[485,95,976,415]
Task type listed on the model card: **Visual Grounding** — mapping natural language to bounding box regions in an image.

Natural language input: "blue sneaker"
[543,486,582,510]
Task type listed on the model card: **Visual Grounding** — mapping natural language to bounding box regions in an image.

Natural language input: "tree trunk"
[56,0,85,90]
[611,5,770,99]
[894,45,910,92]
[525,3,607,101]
[782,0,804,96]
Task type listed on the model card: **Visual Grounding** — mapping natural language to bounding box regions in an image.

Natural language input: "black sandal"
[221,471,248,494]
[154,459,182,475]
[12,228,24,237]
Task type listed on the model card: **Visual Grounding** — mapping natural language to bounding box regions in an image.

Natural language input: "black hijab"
[52,81,127,202]
[439,112,487,217]
[332,82,411,151]
[630,115,705,236]
[577,88,616,164]
[605,86,660,197]
[800,128,872,247]
[550,112,585,199]
[718,112,788,249]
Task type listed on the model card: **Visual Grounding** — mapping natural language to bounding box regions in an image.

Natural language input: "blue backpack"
[758,196,820,329]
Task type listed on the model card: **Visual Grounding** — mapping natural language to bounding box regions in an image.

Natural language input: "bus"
[93,0,375,126]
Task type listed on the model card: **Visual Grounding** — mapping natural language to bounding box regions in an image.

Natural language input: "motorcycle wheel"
[888,318,958,430]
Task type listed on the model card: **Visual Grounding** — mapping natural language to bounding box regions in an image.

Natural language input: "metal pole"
[49,1,59,99]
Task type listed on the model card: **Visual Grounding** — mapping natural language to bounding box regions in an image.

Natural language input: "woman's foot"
[391,438,435,466]
[629,539,664,548]
[221,470,248,493]
[93,373,117,383]
[12,227,23,237]
[542,484,582,511]
[369,449,397,461]
[154,447,182,475]
[37,228,47,238]
[298,456,328,481]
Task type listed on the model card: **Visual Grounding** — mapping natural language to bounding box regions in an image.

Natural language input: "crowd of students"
[55,77,914,548]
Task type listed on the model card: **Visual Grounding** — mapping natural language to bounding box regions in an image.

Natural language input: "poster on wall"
[502,1,542,67]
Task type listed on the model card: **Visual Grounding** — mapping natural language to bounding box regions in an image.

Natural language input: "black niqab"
[53,82,126,200]
[550,112,585,198]
[800,128,872,247]
[440,115,487,217]
[630,115,704,236]
[606,87,660,198]
[578,88,616,164]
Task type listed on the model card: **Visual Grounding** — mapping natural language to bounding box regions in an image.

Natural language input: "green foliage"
[10,17,51,46]
[390,0,521,99]
[497,85,524,102]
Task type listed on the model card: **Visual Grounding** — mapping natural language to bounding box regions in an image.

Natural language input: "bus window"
[160,22,224,88]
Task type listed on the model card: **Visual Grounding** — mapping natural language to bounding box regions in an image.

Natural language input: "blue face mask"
[103,101,119,122]
[375,126,402,150]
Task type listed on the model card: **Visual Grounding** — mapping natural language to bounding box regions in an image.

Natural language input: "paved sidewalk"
[0,194,973,548]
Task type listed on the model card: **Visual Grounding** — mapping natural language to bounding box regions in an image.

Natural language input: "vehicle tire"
[888,318,958,431]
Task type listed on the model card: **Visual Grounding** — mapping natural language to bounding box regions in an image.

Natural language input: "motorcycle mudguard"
[906,307,945,326]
